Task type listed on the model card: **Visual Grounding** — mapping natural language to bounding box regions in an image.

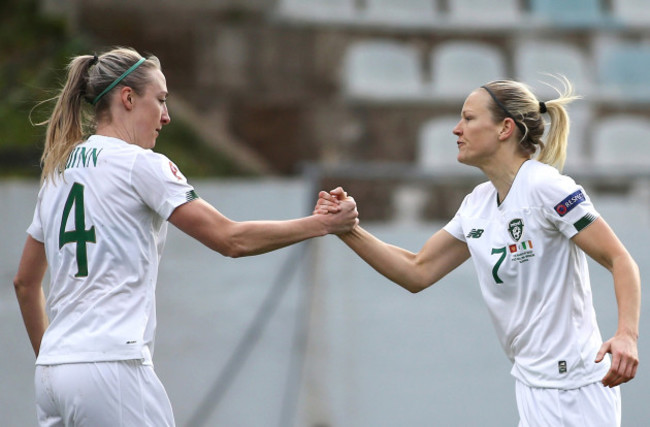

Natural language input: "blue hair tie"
[92,57,146,106]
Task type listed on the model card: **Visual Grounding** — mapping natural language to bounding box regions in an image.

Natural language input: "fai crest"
[508,219,524,242]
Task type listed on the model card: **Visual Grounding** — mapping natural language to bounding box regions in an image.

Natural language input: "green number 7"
[59,182,96,277]
[491,246,506,284]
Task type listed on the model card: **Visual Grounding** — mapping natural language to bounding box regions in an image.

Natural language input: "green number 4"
[59,182,96,277]
[490,246,506,284]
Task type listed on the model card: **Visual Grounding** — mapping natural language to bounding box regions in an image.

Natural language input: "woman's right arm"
[169,197,358,258]
[14,236,49,357]
[317,188,470,293]
[338,226,470,293]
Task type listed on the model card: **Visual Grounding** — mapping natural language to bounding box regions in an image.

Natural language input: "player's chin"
[457,152,477,167]
[456,154,470,166]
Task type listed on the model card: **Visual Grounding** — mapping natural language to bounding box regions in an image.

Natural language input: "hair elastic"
[481,85,526,135]
[92,57,146,106]
[539,101,547,114]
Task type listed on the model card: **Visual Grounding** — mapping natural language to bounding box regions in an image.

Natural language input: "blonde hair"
[37,47,161,182]
[481,76,581,171]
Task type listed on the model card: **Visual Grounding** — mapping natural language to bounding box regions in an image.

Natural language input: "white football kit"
[444,160,610,389]
[27,135,197,426]
[28,135,197,366]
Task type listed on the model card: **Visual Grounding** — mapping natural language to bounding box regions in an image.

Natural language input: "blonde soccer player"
[14,47,358,426]
[316,78,640,427]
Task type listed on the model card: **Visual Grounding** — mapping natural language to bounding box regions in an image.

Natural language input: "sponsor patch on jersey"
[554,189,585,217]
[466,228,484,239]
[508,218,524,241]
[509,240,535,263]
[509,240,533,253]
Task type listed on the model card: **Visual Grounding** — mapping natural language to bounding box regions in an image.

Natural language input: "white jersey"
[27,135,197,366]
[443,160,609,389]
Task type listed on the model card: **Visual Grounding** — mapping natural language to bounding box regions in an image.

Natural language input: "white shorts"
[516,380,621,427]
[35,360,175,427]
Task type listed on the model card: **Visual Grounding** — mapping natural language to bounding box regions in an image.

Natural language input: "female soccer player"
[316,78,640,426]
[13,47,358,426]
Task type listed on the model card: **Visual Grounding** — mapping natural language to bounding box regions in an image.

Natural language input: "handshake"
[313,187,359,235]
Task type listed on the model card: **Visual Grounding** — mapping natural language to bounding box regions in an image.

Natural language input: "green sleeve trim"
[574,213,597,232]
[185,190,199,202]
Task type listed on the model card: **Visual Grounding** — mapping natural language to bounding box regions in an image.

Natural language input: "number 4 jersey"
[443,159,610,389]
[27,135,197,366]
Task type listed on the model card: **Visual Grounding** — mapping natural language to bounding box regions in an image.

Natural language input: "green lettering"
[89,148,102,166]
[79,147,88,167]
[65,147,103,170]
[66,147,78,170]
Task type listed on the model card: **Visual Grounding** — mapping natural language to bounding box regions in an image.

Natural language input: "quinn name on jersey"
[28,135,197,366]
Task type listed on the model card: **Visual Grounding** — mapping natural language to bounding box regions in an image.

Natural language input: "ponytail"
[537,77,581,171]
[39,55,96,182]
[37,47,160,183]
[482,76,581,172]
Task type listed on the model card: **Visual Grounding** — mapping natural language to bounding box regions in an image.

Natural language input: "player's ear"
[498,118,516,141]
[120,87,134,110]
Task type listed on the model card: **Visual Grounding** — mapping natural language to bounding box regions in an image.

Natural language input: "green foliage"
[0,0,241,178]
[0,0,91,177]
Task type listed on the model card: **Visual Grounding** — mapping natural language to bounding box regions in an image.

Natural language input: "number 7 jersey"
[27,135,197,366]
[443,160,609,389]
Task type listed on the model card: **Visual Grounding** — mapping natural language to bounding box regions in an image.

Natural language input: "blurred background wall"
[6,0,650,220]
[1,0,649,426]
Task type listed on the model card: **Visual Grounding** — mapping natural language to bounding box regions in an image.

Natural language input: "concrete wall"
[2,179,649,426]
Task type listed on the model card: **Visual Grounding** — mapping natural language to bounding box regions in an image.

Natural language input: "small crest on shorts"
[508,218,524,242]
[558,360,567,374]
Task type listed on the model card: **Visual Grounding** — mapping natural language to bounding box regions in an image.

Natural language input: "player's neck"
[95,123,136,146]
[483,157,529,205]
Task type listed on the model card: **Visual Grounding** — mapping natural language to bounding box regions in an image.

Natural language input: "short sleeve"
[26,192,44,242]
[443,194,469,243]
[538,174,599,239]
[130,150,199,219]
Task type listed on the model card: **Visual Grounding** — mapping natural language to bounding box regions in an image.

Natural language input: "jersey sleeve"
[130,150,199,219]
[26,193,45,242]
[443,194,470,243]
[537,173,599,239]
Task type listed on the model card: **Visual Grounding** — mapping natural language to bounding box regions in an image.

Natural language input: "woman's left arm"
[572,217,641,388]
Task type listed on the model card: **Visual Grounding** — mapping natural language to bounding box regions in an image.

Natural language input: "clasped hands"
[314,187,359,235]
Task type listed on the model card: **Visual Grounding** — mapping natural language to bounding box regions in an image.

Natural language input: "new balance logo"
[466,229,484,239]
